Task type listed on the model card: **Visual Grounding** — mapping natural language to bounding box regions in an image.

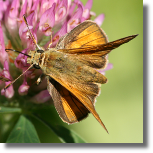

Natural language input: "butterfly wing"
[47,75,108,132]
[45,53,108,132]
[56,20,137,69]
[47,77,90,124]
[57,20,108,50]
[56,20,108,69]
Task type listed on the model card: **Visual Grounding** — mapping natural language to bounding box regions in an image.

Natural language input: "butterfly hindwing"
[46,73,108,132]
[47,77,90,124]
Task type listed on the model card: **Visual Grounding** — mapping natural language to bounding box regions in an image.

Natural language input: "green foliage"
[0,106,86,143]
[33,114,86,143]
[0,106,22,114]
[6,115,40,143]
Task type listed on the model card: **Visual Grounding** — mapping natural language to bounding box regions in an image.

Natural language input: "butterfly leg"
[47,29,53,49]
[4,64,34,90]
[36,74,45,85]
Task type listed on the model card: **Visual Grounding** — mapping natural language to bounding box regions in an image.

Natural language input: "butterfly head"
[27,49,44,69]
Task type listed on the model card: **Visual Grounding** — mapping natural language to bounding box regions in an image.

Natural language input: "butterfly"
[5,16,138,133]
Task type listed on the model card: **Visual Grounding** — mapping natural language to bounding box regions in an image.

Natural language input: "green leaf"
[51,125,86,143]
[6,115,40,143]
[33,114,86,143]
[0,107,22,114]
[0,113,20,143]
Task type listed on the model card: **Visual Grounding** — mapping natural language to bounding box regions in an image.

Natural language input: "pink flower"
[0,0,112,103]
[0,0,9,20]
[30,90,51,104]
[0,22,9,65]
[19,12,37,50]
[94,14,105,26]
[14,48,29,70]
[39,3,56,36]
[18,76,30,95]
[1,60,14,98]
[98,63,113,75]
[67,4,83,32]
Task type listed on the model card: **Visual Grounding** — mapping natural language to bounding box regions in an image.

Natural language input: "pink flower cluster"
[0,0,112,103]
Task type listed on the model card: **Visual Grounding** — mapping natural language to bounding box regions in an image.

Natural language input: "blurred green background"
[68,0,143,143]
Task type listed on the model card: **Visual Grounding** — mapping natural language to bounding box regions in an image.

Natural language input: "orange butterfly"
[5,16,138,133]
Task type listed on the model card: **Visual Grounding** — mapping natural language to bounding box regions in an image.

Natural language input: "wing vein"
[74,29,101,42]
[70,94,86,116]
[60,85,85,116]
[81,36,105,47]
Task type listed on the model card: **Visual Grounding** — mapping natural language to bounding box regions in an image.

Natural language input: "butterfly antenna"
[23,15,41,50]
[5,49,31,57]
[4,64,34,90]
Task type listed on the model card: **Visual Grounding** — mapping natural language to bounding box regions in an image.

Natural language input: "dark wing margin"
[47,77,90,124]
[46,72,108,132]
[57,34,138,56]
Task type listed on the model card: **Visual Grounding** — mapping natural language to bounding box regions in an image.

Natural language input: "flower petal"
[19,12,37,49]
[1,86,14,99]
[1,60,14,99]
[67,4,83,32]
[19,12,35,37]
[9,0,20,18]
[45,21,67,48]
[98,63,113,75]
[39,0,55,17]
[30,90,51,103]
[19,0,27,18]
[14,48,29,70]
[0,22,8,65]
[0,0,9,20]
[85,0,93,10]
[39,3,56,36]
[18,76,30,95]
[55,0,68,23]
[94,14,105,27]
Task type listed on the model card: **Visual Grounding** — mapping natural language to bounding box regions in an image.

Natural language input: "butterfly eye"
[37,50,44,53]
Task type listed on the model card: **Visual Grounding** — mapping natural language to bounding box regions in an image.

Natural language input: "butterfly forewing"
[57,20,137,57]
[62,20,108,49]
[56,20,108,69]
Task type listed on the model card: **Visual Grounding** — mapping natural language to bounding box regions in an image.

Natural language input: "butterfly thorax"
[27,48,59,71]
